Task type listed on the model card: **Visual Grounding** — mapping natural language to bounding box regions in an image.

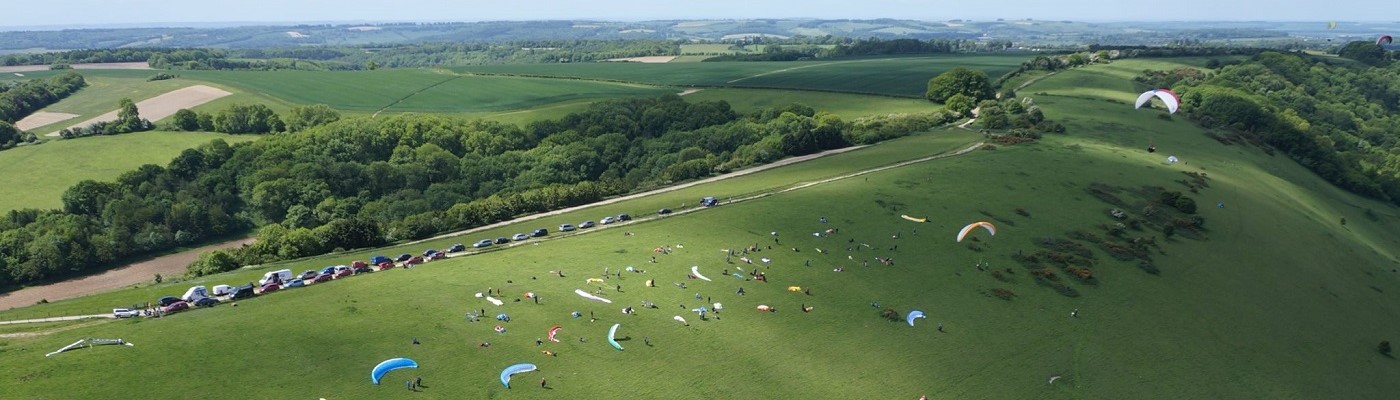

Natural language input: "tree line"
[1155,50,1400,205]
[0,95,958,287]
[0,71,86,124]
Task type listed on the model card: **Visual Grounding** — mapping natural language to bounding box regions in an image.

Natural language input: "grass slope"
[0,131,258,212]
[4,58,1400,400]
[7,70,208,134]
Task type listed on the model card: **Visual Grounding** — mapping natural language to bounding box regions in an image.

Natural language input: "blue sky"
[0,0,1381,28]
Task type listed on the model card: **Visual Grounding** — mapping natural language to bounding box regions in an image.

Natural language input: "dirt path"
[0,317,114,338]
[0,237,254,311]
[15,111,78,131]
[47,85,232,136]
[678,88,703,96]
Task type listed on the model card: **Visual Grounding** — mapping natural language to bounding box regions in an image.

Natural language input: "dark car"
[424,249,441,257]
[320,266,338,276]
[311,274,333,284]
[194,297,219,307]
[353,266,374,275]
[395,254,413,262]
[658,208,673,215]
[162,301,190,313]
[493,237,509,244]
[405,256,425,266]
[532,228,548,237]
[617,214,632,221]
[448,243,467,253]
[158,296,181,307]
[579,221,596,229]
[230,285,256,300]
[701,196,719,207]
[369,255,392,265]
[473,239,493,248]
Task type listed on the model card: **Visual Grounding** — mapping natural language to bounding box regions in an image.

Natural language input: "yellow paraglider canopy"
[900,214,928,223]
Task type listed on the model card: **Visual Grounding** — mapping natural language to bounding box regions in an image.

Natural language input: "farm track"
[370,75,463,118]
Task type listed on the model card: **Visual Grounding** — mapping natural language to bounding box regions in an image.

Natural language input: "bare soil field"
[0,237,254,311]
[14,111,78,130]
[605,56,678,63]
[0,62,152,73]
[47,85,231,136]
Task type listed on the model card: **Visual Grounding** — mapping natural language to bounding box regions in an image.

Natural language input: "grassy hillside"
[4,58,1400,399]
[452,55,1027,97]
[5,70,213,134]
[0,131,258,212]
[681,88,937,119]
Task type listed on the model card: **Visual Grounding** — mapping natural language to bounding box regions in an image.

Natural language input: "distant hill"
[3,19,1396,51]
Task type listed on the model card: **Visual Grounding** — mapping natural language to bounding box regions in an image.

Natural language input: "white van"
[259,269,294,286]
[113,308,140,318]
[211,284,233,296]
[181,285,209,302]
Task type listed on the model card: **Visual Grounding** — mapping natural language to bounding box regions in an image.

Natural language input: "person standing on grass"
[540,378,547,388]
[415,376,423,388]
[406,379,413,391]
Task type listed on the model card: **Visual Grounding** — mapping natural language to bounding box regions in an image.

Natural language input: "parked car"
[405,256,425,266]
[230,284,257,300]
[701,196,719,207]
[395,254,413,262]
[353,265,374,275]
[113,308,140,318]
[423,249,439,257]
[601,216,616,225]
[428,251,447,261]
[512,233,529,241]
[286,279,306,288]
[311,274,333,284]
[377,262,396,271]
[298,270,319,280]
[532,228,549,237]
[334,267,355,279]
[579,220,596,228]
[617,213,632,221]
[559,224,576,232]
[658,208,673,215]
[369,255,392,265]
[494,237,510,244]
[474,239,493,248]
[193,297,219,307]
[162,301,189,313]
[260,283,281,293]
[158,296,181,307]
[351,260,369,269]
[320,266,338,276]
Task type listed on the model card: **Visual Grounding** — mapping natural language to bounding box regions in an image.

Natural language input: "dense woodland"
[0,72,86,125]
[0,96,963,286]
[1143,46,1400,205]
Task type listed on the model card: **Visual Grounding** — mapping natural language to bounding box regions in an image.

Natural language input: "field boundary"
[370,75,462,118]
[457,71,924,99]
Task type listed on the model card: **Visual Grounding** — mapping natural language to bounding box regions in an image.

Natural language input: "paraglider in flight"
[956,221,996,242]
[907,310,926,327]
[1328,21,1337,30]
[370,358,418,385]
[1134,89,1180,114]
[607,323,624,351]
[500,363,538,388]
[548,326,562,343]
[1380,35,1393,46]
[901,214,928,223]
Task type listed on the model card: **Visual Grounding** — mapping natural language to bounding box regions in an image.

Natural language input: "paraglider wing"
[1328,21,1337,30]
[1380,35,1393,46]
[574,289,613,304]
[548,326,562,343]
[955,221,997,242]
[1134,89,1180,114]
[607,323,623,351]
[901,214,928,223]
[673,315,688,324]
[370,358,418,385]
[907,310,926,327]
[500,363,538,388]
[690,266,711,281]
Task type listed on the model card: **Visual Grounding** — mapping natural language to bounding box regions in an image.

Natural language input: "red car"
[162,301,190,314]
[405,256,425,266]
[377,262,396,271]
[351,260,368,269]
[311,273,333,284]
[428,251,447,261]
[334,268,354,279]
[260,283,281,294]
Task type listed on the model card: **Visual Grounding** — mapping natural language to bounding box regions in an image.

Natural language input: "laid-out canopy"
[500,363,538,388]
[907,310,926,327]
[673,315,688,324]
[575,289,613,304]
[370,358,418,385]
[1134,89,1180,114]
[1167,156,1180,164]
[607,323,623,351]
[548,326,562,342]
[690,266,712,281]
[956,221,997,242]
[901,214,928,223]
[45,338,133,357]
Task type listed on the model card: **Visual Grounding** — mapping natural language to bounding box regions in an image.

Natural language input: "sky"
[0,0,1384,29]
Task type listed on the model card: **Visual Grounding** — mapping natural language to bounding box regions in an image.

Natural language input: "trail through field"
[47,85,231,136]
[678,88,703,96]
[725,59,873,84]
[0,237,255,311]
[15,111,78,131]
[0,316,114,337]
[370,75,462,118]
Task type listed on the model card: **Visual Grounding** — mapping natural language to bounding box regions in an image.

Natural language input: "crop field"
[681,88,939,119]
[452,55,1029,97]
[0,131,258,212]
[6,70,212,134]
[3,57,1400,399]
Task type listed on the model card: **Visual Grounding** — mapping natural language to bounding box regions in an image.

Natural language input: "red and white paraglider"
[1380,35,1394,46]
[955,221,997,243]
[1135,89,1180,114]
[548,326,562,343]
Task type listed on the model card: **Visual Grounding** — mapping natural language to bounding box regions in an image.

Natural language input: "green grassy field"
[4,57,1400,399]
[681,88,939,119]
[6,70,215,134]
[453,55,1028,97]
[0,131,258,212]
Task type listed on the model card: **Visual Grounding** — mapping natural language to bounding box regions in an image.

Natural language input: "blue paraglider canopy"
[370,358,418,384]
[496,313,509,321]
[500,363,538,388]
[571,311,582,318]
[607,323,624,351]
[907,310,926,327]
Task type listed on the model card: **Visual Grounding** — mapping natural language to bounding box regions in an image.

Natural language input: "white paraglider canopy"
[1135,89,1180,114]
[1166,155,1179,164]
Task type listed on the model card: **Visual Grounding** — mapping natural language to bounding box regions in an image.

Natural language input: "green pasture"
[681,88,939,119]
[0,131,258,212]
[3,58,1400,399]
[9,70,209,134]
